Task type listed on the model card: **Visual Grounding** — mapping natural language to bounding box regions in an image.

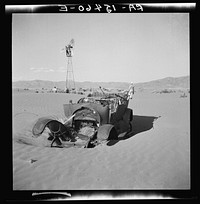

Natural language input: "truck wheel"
[123,108,133,123]
[128,122,132,134]
[117,120,130,134]
[97,124,118,141]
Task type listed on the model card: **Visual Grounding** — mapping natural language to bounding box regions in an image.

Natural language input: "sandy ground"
[12,91,190,190]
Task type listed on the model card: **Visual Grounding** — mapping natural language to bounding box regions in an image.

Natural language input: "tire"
[123,108,133,123]
[117,120,130,134]
[127,122,132,134]
[97,124,118,141]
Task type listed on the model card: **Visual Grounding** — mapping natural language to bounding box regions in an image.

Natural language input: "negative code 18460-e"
[59,4,143,13]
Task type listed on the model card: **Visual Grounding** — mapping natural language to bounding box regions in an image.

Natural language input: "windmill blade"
[60,48,66,53]
[69,39,75,47]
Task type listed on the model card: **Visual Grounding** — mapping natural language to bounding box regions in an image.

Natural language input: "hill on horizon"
[12,76,189,91]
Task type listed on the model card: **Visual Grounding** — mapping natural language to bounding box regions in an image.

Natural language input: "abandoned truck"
[32,85,134,148]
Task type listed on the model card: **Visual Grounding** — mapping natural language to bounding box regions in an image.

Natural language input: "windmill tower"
[62,39,75,92]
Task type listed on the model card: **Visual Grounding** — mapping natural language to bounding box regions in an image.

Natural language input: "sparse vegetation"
[153,89,176,94]
[160,89,175,94]
[87,93,92,97]
[88,91,105,97]
[180,93,187,98]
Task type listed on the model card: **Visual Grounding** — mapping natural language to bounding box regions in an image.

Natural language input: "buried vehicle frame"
[32,85,134,148]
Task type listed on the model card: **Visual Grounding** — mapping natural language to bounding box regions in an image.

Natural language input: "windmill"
[61,39,75,92]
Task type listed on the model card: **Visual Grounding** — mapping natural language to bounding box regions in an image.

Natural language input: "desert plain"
[12,88,190,190]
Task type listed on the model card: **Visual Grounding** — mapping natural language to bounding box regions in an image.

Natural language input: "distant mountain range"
[12,76,189,91]
[134,76,189,90]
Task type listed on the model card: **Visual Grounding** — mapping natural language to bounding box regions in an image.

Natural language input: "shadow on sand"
[107,115,160,146]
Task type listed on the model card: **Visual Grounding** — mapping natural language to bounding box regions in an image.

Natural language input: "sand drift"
[13,91,190,190]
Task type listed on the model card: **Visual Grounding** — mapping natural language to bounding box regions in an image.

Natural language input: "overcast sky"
[12,13,189,83]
